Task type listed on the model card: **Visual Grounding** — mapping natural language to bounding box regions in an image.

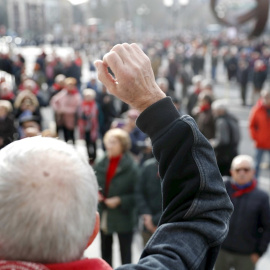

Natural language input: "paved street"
[18,46,270,269]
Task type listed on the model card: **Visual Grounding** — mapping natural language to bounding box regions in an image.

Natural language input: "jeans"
[255,148,270,180]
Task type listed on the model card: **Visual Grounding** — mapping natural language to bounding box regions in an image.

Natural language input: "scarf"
[52,83,63,92]
[231,179,257,198]
[0,258,112,270]
[105,155,122,198]
[199,103,211,112]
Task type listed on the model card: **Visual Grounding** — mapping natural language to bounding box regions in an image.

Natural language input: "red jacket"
[0,258,112,270]
[249,99,270,149]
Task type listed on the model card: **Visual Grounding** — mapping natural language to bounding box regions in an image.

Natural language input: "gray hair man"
[215,155,270,270]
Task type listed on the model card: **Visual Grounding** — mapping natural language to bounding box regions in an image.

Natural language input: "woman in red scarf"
[78,88,99,163]
[94,128,139,267]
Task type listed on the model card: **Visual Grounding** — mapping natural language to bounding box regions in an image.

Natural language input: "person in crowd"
[0,82,15,104]
[225,49,238,82]
[19,114,41,139]
[48,74,66,101]
[13,90,41,128]
[112,109,147,161]
[0,43,232,270]
[249,89,270,180]
[237,59,250,106]
[0,100,16,149]
[136,157,162,246]
[186,75,203,117]
[19,79,46,107]
[156,77,175,99]
[64,58,81,91]
[32,63,46,89]
[86,76,100,94]
[252,59,268,105]
[193,92,215,140]
[50,77,81,144]
[97,84,117,139]
[78,88,99,163]
[211,99,240,176]
[215,155,270,270]
[211,48,219,82]
[166,53,179,91]
[94,128,139,266]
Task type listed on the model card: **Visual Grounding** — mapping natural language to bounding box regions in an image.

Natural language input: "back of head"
[0,137,98,263]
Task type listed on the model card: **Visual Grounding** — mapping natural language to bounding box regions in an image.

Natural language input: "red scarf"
[199,103,211,112]
[52,83,63,91]
[82,100,95,114]
[105,155,122,198]
[0,92,15,100]
[231,180,257,198]
[0,258,112,270]
[67,88,78,95]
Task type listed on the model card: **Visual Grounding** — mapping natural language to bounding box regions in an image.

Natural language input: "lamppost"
[163,0,189,34]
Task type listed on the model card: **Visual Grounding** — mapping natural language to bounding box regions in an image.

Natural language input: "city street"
[16,46,270,269]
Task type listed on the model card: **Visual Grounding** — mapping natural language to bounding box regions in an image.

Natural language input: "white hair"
[211,99,228,112]
[231,155,255,169]
[0,137,98,263]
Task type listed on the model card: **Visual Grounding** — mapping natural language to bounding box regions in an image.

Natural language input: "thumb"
[94,60,116,93]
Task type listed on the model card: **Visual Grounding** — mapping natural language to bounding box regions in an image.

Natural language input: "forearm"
[118,97,233,269]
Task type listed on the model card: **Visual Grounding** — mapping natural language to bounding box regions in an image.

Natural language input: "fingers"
[103,50,124,78]
[94,59,116,93]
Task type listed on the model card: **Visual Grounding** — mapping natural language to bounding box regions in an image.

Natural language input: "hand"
[143,214,157,233]
[104,196,121,209]
[250,253,260,264]
[95,43,166,113]
[98,192,105,203]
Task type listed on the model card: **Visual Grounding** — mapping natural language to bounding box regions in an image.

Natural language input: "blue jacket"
[117,97,233,270]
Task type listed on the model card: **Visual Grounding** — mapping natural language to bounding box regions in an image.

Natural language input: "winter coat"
[249,99,270,149]
[50,89,81,130]
[78,100,99,141]
[0,115,16,149]
[196,108,215,140]
[222,180,270,256]
[94,152,139,234]
[136,158,162,226]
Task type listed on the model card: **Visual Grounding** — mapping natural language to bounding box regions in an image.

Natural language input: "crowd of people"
[0,35,270,269]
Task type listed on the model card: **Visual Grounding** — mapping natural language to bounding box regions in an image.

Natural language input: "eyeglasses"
[234,168,251,173]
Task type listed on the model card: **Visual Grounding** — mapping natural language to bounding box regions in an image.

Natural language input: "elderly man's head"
[211,99,227,117]
[230,155,255,185]
[0,137,99,263]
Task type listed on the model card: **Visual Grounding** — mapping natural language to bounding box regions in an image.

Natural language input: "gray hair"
[156,77,169,88]
[231,155,255,169]
[211,99,228,112]
[0,137,98,263]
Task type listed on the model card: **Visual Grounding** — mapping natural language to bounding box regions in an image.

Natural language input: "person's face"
[230,160,255,185]
[105,136,123,158]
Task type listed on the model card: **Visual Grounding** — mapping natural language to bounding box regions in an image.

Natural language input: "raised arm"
[95,43,233,270]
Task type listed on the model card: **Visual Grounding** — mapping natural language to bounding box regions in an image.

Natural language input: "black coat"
[222,180,270,256]
[0,115,16,149]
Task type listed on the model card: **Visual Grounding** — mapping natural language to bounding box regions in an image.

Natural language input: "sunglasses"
[234,167,251,173]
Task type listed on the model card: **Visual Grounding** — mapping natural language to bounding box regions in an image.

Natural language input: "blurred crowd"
[1,34,270,268]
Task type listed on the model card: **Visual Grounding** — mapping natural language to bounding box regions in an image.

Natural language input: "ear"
[86,212,100,247]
